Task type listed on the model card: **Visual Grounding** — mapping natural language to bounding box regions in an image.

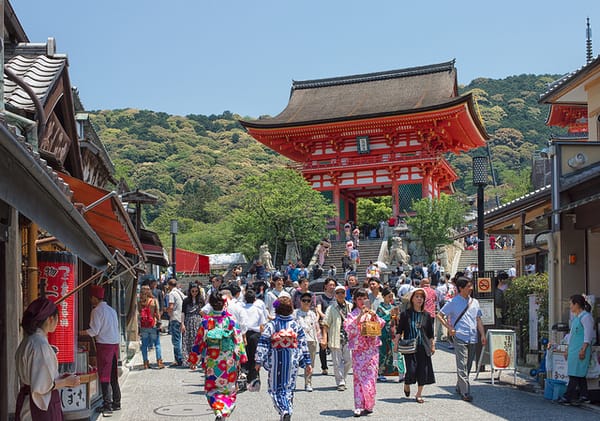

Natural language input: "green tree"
[357,197,391,228]
[405,194,466,261]
[227,168,335,263]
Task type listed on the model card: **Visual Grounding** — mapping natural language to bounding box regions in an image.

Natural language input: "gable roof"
[241,60,462,128]
[4,54,67,112]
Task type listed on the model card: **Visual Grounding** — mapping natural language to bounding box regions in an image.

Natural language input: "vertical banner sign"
[38,251,76,363]
[528,294,539,351]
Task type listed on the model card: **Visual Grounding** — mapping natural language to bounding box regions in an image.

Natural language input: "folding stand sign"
[475,329,517,385]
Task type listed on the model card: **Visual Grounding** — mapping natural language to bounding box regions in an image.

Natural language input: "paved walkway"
[99,334,598,421]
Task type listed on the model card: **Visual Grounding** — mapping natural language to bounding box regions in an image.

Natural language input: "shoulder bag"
[398,312,422,354]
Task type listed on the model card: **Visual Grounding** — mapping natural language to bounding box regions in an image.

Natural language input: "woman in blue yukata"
[256,291,312,421]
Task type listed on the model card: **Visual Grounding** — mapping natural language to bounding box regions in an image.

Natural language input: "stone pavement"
[97,334,598,421]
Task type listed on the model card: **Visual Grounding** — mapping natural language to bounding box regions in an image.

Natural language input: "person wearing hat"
[15,297,81,420]
[79,284,121,415]
[395,288,436,404]
[321,284,352,391]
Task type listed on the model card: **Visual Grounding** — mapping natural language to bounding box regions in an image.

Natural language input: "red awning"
[58,173,145,259]
[175,248,210,275]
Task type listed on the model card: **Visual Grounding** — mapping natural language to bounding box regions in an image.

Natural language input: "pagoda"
[240,60,488,234]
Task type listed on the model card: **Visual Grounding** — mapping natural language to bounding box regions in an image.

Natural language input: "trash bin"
[544,379,567,400]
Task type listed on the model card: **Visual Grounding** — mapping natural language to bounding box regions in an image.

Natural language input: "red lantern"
[38,251,76,363]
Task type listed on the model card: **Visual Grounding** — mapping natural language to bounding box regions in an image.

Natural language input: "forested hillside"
[91,73,567,252]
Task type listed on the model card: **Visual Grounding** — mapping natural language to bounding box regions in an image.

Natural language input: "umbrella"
[375,261,388,269]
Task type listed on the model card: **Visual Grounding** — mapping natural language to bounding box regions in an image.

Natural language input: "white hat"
[278,291,292,299]
[335,285,346,293]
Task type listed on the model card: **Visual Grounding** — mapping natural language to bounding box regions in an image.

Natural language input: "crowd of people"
[463,233,515,251]
[18,260,595,421]
[128,264,493,421]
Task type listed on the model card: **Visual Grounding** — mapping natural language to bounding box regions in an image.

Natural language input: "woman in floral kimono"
[256,292,312,421]
[376,287,399,381]
[189,291,246,421]
[344,288,385,417]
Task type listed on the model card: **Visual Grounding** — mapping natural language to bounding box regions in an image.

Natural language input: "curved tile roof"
[241,60,460,128]
[539,54,600,103]
[4,54,67,112]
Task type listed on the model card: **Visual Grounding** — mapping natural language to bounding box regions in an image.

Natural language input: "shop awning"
[58,173,146,260]
[0,125,114,269]
[175,248,210,275]
[140,228,169,267]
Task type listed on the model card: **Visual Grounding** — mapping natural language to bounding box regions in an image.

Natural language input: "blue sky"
[13,0,600,118]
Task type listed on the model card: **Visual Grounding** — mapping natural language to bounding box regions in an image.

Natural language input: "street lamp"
[170,219,178,279]
[472,156,489,275]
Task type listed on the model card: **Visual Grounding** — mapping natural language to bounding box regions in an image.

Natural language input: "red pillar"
[333,184,341,240]
[391,180,399,217]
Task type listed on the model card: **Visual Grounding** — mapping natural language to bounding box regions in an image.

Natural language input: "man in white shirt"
[241,289,267,390]
[220,285,248,335]
[166,278,185,367]
[79,285,121,415]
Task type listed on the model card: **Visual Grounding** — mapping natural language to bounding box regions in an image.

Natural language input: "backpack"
[140,303,155,328]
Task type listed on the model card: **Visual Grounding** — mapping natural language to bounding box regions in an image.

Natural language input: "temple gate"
[241,60,488,235]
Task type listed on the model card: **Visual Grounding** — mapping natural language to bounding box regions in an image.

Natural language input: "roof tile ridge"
[292,59,456,90]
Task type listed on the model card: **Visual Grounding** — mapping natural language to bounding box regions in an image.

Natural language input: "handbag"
[360,312,382,337]
[397,338,417,354]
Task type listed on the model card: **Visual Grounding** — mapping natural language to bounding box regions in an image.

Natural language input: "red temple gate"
[241,61,488,235]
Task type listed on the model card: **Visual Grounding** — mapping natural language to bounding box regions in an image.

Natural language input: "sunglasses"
[335,290,346,294]
[301,299,311,303]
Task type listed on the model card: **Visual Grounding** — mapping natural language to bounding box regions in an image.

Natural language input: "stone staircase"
[456,246,515,275]
[322,239,384,280]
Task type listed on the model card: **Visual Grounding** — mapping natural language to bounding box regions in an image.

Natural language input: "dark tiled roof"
[539,54,600,103]
[4,54,67,112]
[241,60,460,128]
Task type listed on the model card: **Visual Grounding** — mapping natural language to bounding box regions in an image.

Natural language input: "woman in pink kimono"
[189,291,247,421]
[343,288,385,417]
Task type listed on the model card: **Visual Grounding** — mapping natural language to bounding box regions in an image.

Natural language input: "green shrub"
[504,273,548,356]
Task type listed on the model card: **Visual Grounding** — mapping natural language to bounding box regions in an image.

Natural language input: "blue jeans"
[140,327,162,361]
[169,320,183,363]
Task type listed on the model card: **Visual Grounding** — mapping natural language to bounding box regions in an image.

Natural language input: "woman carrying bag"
[343,288,385,417]
[395,288,435,403]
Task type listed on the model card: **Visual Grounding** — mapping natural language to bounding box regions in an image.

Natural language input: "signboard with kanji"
[39,251,76,363]
[488,329,516,370]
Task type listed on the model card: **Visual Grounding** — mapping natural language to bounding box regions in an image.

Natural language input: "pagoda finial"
[587,17,593,64]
